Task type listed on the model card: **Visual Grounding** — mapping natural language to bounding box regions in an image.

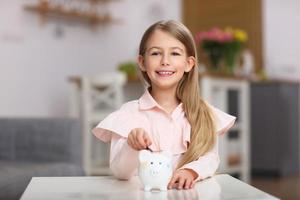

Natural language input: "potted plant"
[195,27,248,75]
[117,61,138,81]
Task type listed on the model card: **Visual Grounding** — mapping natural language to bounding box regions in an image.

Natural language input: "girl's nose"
[161,54,170,66]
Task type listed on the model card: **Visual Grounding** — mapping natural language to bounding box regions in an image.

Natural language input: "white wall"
[0,0,181,117]
[263,0,300,80]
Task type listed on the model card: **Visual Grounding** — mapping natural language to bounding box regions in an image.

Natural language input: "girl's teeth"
[158,71,173,75]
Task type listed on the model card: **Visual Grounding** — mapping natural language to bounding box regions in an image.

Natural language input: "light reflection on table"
[21,174,278,200]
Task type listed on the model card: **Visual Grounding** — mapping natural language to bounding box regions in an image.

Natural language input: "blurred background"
[0,0,299,199]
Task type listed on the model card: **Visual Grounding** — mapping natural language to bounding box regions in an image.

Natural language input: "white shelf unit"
[69,73,126,175]
[200,75,250,183]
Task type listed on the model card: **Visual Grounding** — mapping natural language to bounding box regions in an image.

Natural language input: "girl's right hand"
[127,128,152,151]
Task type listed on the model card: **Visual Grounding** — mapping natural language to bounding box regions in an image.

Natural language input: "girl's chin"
[151,82,179,91]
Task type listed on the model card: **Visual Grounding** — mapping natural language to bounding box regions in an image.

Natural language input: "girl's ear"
[138,55,146,72]
[184,56,196,72]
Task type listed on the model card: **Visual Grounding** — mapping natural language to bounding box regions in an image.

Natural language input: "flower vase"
[224,41,241,75]
[202,41,224,73]
[225,53,240,75]
[207,48,223,73]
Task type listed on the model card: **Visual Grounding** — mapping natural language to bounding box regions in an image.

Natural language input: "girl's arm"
[109,135,139,180]
[179,136,220,181]
[109,128,152,179]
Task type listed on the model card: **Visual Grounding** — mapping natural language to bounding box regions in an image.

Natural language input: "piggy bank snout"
[148,162,170,176]
[149,162,163,176]
[149,167,162,176]
[150,169,159,176]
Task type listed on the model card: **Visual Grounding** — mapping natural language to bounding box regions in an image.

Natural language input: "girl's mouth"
[155,70,175,77]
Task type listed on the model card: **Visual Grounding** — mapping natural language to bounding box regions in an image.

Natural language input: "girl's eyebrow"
[147,46,184,52]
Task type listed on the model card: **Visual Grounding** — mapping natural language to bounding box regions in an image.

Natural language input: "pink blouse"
[92,90,236,181]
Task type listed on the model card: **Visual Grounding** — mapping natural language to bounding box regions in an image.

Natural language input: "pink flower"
[195,27,234,44]
[219,32,234,42]
[206,27,222,41]
[195,32,207,44]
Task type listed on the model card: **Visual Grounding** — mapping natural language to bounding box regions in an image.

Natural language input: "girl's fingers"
[184,179,192,190]
[191,180,196,188]
[143,132,152,147]
[128,128,153,150]
[177,177,186,190]
[168,174,178,189]
[134,129,146,150]
[128,130,139,150]
[136,131,147,149]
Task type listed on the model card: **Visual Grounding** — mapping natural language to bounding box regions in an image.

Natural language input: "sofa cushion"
[0,121,14,160]
[0,118,82,164]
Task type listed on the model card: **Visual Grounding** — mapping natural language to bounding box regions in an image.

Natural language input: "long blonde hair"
[138,20,216,168]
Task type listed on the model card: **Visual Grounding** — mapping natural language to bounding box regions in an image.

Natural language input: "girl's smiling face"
[138,30,195,90]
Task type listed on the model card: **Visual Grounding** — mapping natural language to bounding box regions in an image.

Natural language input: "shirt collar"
[138,89,161,110]
[138,89,184,119]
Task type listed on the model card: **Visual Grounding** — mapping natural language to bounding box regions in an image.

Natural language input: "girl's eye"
[150,52,161,56]
[150,162,153,165]
[171,52,181,56]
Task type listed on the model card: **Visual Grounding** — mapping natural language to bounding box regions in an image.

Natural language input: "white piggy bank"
[138,150,173,191]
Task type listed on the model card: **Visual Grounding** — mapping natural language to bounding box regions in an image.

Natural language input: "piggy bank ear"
[160,150,172,159]
[139,150,152,162]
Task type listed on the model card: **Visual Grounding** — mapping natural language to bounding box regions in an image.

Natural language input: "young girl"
[92,20,235,190]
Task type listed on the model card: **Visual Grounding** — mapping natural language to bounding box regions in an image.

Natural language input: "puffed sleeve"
[92,103,141,180]
[92,110,136,143]
[210,105,236,135]
[181,104,236,151]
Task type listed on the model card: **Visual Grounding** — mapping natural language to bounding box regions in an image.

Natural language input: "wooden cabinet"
[251,82,300,177]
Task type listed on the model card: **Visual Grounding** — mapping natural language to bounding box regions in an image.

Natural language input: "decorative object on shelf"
[256,68,268,81]
[195,27,248,75]
[117,61,139,81]
[228,139,241,166]
[24,0,122,27]
[236,49,254,77]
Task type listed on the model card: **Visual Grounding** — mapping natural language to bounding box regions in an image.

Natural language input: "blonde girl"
[93,20,235,190]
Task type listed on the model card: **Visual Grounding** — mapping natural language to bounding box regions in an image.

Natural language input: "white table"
[21,174,279,200]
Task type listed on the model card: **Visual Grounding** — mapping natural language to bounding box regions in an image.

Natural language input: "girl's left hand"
[168,169,198,190]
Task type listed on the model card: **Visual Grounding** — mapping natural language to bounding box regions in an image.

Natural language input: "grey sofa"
[0,118,85,200]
